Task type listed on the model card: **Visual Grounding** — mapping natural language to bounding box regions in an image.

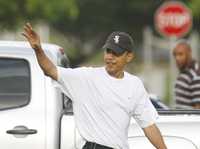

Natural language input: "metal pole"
[190,31,199,61]
[169,37,177,107]
[143,27,153,69]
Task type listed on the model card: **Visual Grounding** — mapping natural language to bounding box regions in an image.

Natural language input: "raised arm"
[22,23,58,80]
[143,124,167,149]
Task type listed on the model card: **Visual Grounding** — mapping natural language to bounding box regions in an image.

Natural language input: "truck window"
[63,94,73,115]
[0,58,30,110]
[60,54,72,114]
[60,55,70,68]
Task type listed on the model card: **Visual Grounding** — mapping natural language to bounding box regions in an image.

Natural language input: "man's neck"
[112,71,124,79]
[106,70,124,79]
[187,58,194,66]
[180,59,194,72]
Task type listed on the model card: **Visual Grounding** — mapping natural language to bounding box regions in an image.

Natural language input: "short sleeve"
[131,79,158,128]
[56,66,90,101]
[191,76,200,103]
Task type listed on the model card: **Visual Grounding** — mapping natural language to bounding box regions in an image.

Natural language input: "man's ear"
[126,52,134,63]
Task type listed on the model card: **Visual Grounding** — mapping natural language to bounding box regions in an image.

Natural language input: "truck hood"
[128,115,200,149]
[128,136,197,149]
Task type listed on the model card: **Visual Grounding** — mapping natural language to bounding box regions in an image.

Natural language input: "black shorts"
[82,141,113,149]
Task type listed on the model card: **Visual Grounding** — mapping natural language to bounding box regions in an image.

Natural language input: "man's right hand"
[22,23,42,51]
[21,22,58,80]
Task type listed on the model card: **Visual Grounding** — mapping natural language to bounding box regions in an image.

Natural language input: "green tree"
[0,0,199,65]
[0,0,79,30]
[188,0,200,17]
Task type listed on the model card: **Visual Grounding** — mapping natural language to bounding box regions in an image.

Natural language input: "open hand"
[22,23,42,50]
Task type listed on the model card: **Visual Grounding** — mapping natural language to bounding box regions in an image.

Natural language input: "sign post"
[154,1,193,106]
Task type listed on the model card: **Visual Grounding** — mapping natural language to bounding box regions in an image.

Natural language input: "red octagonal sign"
[155,1,192,38]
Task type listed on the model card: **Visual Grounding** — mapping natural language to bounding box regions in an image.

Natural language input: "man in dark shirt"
[173,40,200,109]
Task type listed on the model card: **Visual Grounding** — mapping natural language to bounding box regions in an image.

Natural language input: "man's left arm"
[191,76,200,109]
[143,123,167,149]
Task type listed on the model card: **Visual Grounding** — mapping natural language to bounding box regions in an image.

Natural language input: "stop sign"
[155,1,192,38]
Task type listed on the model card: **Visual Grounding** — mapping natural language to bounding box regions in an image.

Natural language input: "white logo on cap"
[114,35,120,43]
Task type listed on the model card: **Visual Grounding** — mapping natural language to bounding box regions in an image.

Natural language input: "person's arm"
[143,124,167,149]
[22,23,58,80]
[191,76,200,109]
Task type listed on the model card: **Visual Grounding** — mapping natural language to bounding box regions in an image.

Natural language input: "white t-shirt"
[57,66,158,149]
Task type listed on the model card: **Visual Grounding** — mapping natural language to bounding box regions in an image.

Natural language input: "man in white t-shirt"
[22,23,167,149]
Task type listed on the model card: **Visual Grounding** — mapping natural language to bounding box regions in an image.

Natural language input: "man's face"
[104,49,133,77]
[173,43,191,71]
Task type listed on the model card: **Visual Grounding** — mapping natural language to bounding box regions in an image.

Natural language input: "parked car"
[0,41,200,149]
[149,94,169,110]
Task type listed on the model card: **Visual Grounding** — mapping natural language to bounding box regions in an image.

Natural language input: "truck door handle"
[6,126,37,135]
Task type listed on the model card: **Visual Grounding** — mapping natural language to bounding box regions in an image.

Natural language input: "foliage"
[0,0,199,64]
[188,0,200,17]
[0,0,198,35]
[0,0,79,30]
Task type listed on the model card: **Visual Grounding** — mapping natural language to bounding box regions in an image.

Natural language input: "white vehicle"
[0,41,200,149]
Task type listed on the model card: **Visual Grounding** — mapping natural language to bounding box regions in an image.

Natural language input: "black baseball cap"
[103,31,134,54]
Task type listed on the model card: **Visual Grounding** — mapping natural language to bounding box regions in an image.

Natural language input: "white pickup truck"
[0,41,200,149]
